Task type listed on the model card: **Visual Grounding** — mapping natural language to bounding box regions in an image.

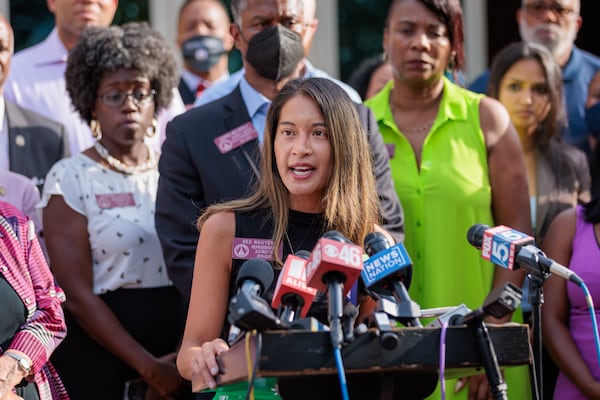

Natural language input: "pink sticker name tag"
[385,143,396,159]
[232,237,283,261]
[214,122,259,154]
[95,193,136,209]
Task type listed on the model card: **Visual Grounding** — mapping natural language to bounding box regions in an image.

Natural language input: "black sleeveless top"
[222,208,328,339]
[0,274,26,350]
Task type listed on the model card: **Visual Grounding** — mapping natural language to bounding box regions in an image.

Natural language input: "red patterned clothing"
[0,201,68,399]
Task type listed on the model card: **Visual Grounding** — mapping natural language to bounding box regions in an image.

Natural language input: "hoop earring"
[446,51,457,72]
[146,118,158,138]
[90,119,101,138]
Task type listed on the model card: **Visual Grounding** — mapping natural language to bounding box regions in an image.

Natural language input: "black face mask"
[245,25,304,81]
[181,35,226,73]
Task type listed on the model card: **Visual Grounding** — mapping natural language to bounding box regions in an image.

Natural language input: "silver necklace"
[396,118,435,135]
[94,141,157,175]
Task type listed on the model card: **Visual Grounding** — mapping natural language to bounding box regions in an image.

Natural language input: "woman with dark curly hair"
[38,22,190,400]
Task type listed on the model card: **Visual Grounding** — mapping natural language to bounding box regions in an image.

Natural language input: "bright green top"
[365,78,495,311]
[365,78,531,400]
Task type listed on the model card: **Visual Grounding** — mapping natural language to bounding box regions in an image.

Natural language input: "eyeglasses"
[523,2,576,19]
[98,89,156,108]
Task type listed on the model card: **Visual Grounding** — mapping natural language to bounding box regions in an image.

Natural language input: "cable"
[579,281,600,369]
[439,320,449,400]
[333,347,350,400]
[244,331,255,400]
[244,330,263,400]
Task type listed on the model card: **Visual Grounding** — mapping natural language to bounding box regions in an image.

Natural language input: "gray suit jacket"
[7,100,67,190]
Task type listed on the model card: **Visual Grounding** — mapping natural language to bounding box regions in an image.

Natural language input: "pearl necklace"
[94,141,157,175]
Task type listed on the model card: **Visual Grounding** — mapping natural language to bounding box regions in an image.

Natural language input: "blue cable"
[333,347,350,400]
[439,321,449,400]
[579,281,600,368]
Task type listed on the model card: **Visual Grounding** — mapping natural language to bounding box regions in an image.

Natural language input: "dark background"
[9,0,600,83]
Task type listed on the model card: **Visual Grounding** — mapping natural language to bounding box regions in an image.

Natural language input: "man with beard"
[469,0,600,157]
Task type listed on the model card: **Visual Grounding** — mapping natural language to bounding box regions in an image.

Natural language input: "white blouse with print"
[39,153,171,294]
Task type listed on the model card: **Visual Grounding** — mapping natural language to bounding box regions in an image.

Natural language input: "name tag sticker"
[214,122,258,154]
[232,237,283,261]
[385,143,396,159]
[95,193,136,209]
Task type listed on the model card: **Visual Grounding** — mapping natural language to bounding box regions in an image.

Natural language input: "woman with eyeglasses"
[39,22,190,400]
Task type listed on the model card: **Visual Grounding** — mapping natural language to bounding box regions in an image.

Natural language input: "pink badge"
[214,122,259,154]
[232,237,283,261]
[95,193,136,209]
[385,143,396,159]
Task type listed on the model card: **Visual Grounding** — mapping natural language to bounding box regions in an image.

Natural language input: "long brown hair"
[198,78,381,264]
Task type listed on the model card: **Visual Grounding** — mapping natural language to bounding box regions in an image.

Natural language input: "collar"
[561,46,581,82]
[33,28,69,67]
[180,68,229,91]
[239,76,270,118]
[366,77,470,130]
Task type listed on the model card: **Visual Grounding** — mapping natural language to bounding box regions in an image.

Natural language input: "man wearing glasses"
[470,0,600,157]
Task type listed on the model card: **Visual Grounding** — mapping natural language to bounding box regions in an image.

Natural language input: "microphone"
[467,224,583,285]
[361,232,421,327]
[228,259,281,332]
[271,251,317,323]
[306,230,363,348]
[451,282,522,326]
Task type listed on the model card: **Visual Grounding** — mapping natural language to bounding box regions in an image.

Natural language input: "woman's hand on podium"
[192,338,229,389]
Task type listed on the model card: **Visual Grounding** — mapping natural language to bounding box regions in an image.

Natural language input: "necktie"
[255,103,269,144]
[196,82,207,99]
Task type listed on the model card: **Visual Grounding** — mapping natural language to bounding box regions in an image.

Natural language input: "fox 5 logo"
[481,226,532,269]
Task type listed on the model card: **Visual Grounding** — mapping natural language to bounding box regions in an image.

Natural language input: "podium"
[192,324,530,393]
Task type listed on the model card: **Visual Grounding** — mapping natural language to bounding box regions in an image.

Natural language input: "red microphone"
[271,252,317,322]
[305,232,363,293]
[305,231,363,348]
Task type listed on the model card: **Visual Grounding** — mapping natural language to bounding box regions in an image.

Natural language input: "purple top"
[553,205,600,399]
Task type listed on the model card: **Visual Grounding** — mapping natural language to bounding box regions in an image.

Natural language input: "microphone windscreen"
[295,250,311,260]
[322,230,352,243]
[363,232,391,256]
[235,258,274,293]
[466,223,489,249]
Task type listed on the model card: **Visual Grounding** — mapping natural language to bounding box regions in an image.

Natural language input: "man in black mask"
[176,0,234,107]
[156,0,403,300]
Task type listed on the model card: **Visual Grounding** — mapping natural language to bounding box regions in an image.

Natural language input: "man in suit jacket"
[6,102,67,190]
[0,14,66,191]
[156,0,404,300]
[176,0,233,108]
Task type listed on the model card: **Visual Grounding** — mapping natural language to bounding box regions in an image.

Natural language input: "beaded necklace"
[94,141,157,175]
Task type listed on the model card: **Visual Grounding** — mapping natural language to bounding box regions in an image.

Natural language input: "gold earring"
[90,119,101,138]
[146,118,158,138]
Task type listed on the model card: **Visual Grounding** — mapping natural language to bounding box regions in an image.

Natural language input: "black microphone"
[467,224,583,285]
[451,282,522,326]
[228,259,281,332]
[361,232,421,327]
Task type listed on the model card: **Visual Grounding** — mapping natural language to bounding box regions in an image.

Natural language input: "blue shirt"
[469,46,600,156]
[239,77,270,144]
[194,59,362,106]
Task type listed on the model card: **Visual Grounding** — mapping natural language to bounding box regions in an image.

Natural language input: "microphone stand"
[473,320,508,400]
[528,273,545,400]
[454,283,522,400]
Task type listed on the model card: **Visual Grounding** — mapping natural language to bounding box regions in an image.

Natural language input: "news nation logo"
[481,225,533,269]
[362,244,412,287]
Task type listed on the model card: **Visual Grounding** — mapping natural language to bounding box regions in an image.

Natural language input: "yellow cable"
[245,330,255,400]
